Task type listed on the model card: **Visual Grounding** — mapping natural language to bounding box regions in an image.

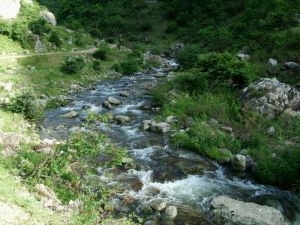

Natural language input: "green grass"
[0,35,23,54]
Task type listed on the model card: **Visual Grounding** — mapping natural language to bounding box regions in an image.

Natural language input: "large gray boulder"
[243,78,300,118]
[231,154,246,172]
[0,0,20,19]
[211,196,291,225]
[41,10,57,26]
[0,0,32,20]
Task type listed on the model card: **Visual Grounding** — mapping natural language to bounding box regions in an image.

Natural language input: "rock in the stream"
[149,199,167,211]
[114,115,130,124]
[143,52,170,67]
[102,101,112,109]
[243,78,300,118]
[232,154,246,172]
[120,91,130,97]
[60,110,78,118]
[164,206,178,219]
[211,196,291,225]
[107,97,121,105]
[142,120,153,131]
[151,122,171,133]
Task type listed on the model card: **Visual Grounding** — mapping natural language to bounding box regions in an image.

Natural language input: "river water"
[40,62,300,225]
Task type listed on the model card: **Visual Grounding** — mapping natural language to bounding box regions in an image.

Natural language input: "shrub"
[196,52,256,88]
[113,59,140,75]
[11,20,27,42]
[9,90,44,121]
[254,147,300,190]
[92,60,101,70]
[175,44,202,69]
[93,45,109,60]
[173,121,240,163]
[61,56,85,74]
[29,18,52,35]
[0,19,12,36]
[173,69,209,94]
[49,31,62,47]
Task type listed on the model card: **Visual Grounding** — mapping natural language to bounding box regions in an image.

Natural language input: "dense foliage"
[9,90,44,121]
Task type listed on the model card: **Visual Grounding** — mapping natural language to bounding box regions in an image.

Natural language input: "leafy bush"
[175,45,202,69]
[93,45,109,60]
[29,18,52,35]
[173,121,240,163]
[254,147,300,190]
[61,56,85,74]
[0,19,12,36]
[49,31,62,47]
[92,60,101,70]
[9,90,44,121]
[113,59,140,75]
[195,52,256,88]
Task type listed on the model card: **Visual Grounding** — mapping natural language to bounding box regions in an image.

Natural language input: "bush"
[173,121,240,163]
[175,45,202,69]
[254,147,300,190]
[29,18,52,35]
[93,45,109,60]
[0,19,12,36]
[113,59,140,75]
[49,31,62,47]
[196,52,256,88]
[174,69,209,94]
[61,56,85,74]
[9,90,44,121]
[92,60,101,70]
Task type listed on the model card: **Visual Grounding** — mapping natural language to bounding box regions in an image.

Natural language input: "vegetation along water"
[0,0,300,225]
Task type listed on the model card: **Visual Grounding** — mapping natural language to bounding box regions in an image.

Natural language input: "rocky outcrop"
[243,78,300,118]
[34,35,45,53]
[142,120,171,133]
[0,0,20,19]
[35,184,63,211]
[211,196,291,225]
[41,10,57,26]
[143,52,170,67]
[60,110,79,118]
[114,115,130,124]
[231,154,246,172]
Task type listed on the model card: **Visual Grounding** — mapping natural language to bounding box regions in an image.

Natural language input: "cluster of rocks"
[142,120,171,133]
[68,83,95,94]
[142,198,178,223]
[102,96,121,109]
[35,183,81,212]
[162,43,184,58]
[243,78,300,118]
[143,52,171,67]
[211,196,291,225]
[33,138,63,154]
[267,58,299,75]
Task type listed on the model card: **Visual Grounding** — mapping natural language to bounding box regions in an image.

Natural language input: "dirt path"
[0,47,97,60]
[0,201,30,225]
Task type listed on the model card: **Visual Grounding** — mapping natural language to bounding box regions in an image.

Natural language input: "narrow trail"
[0,47,97,60]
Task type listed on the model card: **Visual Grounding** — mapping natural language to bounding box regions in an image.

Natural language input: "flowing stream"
[40,62,300,225]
